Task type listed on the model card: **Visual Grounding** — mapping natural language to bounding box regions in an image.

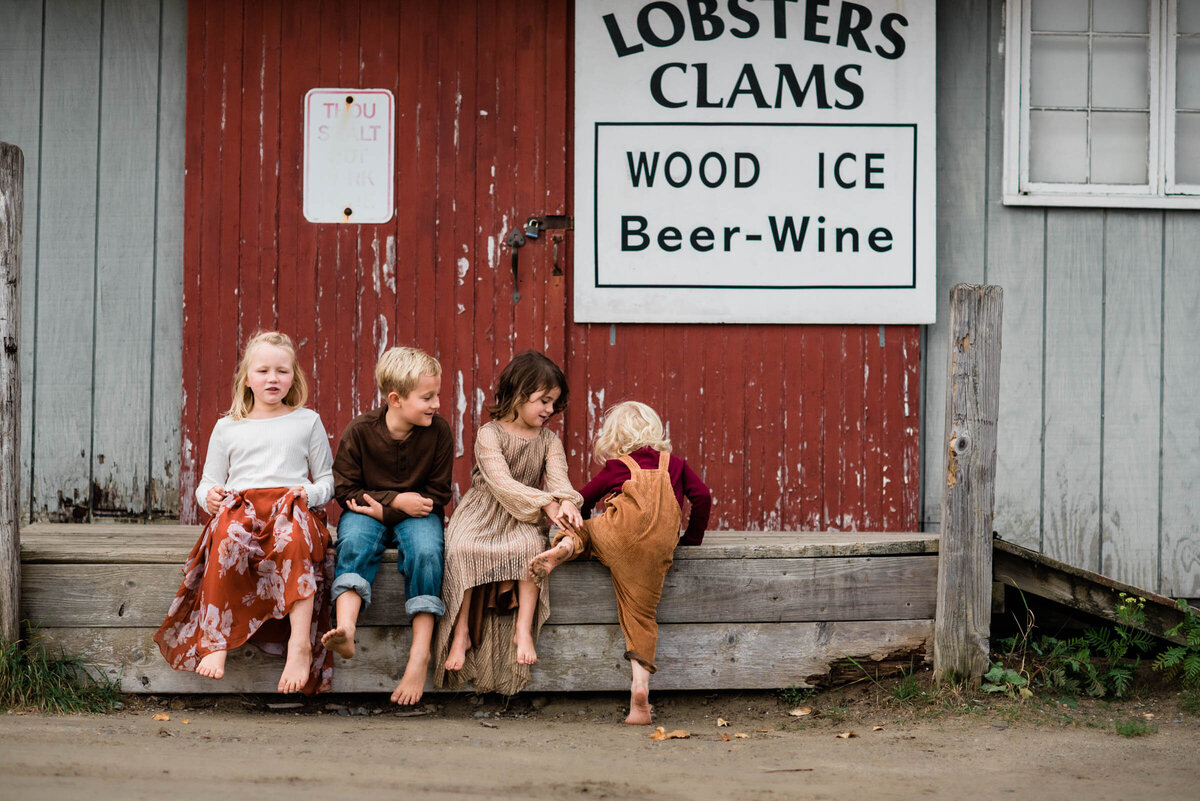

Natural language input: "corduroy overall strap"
[617,450,671,475]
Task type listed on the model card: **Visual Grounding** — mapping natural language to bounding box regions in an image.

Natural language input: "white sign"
[303,88,395,224]
[574,1,936,323]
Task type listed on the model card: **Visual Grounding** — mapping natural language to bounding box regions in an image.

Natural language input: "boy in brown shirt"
[322,347,453,705]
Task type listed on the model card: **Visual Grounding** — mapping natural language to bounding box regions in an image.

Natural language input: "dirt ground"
[2,683,1198,801]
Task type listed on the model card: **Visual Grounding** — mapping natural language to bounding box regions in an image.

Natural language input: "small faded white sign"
[303,88,395,224]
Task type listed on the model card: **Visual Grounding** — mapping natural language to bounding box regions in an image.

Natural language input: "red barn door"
[181,0,920,532]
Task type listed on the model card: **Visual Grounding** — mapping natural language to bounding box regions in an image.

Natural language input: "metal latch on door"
[504,214,573,303]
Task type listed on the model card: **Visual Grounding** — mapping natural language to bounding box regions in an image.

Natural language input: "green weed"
[1113,719,1156,738]
[777,685,815,707]
[1153,599,1200,689]
[0,630,122,713]
[1179,688,1200,715]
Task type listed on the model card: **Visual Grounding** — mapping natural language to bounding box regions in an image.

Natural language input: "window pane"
[1030,110,1089,182]
[1094,0,1148,33]
[1091,112,1149,184]
[1179,38,1200,110]
[1093,36,1149,109]
[1031,35,1089,107]
[1032,0,1089,31]
[1178,113,1200,184]
[1180,0,1200,35]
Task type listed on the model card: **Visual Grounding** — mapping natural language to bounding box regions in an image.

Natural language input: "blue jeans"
[332,510,446,617]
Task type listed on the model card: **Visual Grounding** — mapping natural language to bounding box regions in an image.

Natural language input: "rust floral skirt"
[153,487,335,695]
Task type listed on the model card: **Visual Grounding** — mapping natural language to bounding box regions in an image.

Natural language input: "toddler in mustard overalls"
[530,401,711,724]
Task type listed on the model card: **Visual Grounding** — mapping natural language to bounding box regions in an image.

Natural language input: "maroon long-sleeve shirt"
[578,446,711,545]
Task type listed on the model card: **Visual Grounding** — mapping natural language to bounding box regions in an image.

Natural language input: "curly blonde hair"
[227,331,308,420]
[592,401,672,463]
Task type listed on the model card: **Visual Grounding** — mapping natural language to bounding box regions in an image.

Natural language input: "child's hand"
[390,492,434,517]
[205,485,227,516]
[347,493,386,522]
[558,500,583,532]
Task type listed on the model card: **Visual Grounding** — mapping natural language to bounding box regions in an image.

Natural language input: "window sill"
[1002,192,1200,210]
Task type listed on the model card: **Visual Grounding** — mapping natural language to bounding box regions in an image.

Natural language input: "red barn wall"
[181,0,921,530]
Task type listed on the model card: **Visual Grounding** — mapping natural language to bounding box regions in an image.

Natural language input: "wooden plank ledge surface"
[18,523,938,693]
[20,523,938,562]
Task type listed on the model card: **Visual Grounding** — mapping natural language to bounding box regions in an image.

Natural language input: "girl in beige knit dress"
[433,351,583,695]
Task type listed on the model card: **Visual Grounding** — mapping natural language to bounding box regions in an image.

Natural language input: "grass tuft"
[0,630,122,714]
[1113,719,1156,738]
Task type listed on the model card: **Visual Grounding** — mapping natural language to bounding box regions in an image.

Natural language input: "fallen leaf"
[479,721,498,729]
[721,733,732,742]
[157,728,174,737]
[734,732,750,739]
[835,731,858,739]
[182,719,190,725]
[716,718,730,727]
[152,713,170,722]
[756,729,771,733]
[1019,687,1034,699]
[650,727,690,740]
[872,726,884,731]
[788,707,812,717]
[1143,713,1155,720]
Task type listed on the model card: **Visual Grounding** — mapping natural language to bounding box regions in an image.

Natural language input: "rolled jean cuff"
[331,573,372,607]
[405,594,446,617]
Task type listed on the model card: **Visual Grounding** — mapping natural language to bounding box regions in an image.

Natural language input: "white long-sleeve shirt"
[194,407,335,509]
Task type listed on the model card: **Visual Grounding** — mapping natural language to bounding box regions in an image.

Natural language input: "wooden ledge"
[19,523,937,564]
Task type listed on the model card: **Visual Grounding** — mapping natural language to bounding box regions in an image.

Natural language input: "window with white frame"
[1004,0,1200,207]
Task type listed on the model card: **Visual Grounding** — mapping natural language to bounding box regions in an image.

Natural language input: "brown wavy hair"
[486,350,568,421]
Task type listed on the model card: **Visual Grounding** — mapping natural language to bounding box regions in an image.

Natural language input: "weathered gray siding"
[0,0,185,521]
[924,0,1200,597]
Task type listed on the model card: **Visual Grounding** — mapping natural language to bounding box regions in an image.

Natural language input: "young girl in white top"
[154,331,336,694]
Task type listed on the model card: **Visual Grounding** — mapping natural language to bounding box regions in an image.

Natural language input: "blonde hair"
[227,331,308,420]
[592,401,672,463]
[376,346,441,397]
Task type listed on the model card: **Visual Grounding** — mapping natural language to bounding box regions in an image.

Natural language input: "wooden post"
[934,283,1003,684]
[0,142,22,644]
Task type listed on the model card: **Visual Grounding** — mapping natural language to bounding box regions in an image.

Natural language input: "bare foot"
[445,627,471,671]
[321,625,355,659]
[391,650,430,706]
[529,540,574,581]
[514,629,538,665]
[277,638,312,693]
[196,650,227,680]
[625,685,652,725]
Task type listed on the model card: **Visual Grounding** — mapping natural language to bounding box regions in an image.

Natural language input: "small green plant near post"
[980,662,1030,699]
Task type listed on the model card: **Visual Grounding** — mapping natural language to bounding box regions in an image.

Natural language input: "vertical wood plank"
[0,0,43,523]
[924,0,990,530]
[91,0,162,516]
[934,284,1003,683]
[1160,212,1200,597]
[984,0,1045,549]
[985,201,1044,550]
[1041,210,1103,572]
[179,0,207,523]
[149,0,187,517]
[1101,212,1163,590]
[31,1,101,520]
[0,142,23,641]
